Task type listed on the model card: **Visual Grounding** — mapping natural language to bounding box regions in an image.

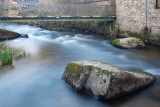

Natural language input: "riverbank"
[0,18,116,36]
[0,18,160,47]
[0,29,21,40]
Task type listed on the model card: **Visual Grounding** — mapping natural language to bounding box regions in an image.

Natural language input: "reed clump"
[0,42,26,66]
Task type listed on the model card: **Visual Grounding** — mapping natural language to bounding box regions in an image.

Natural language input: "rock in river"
[21,34,29,38]
[111,37,145,49]
[62,60,155,100]
[0,29,21,40]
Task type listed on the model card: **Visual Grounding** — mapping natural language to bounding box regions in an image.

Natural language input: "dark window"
[157,0,160,8]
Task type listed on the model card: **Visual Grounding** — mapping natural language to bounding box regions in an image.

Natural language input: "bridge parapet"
[0,3,116,18]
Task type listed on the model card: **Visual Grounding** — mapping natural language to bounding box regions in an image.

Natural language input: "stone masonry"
[116,0,160,45]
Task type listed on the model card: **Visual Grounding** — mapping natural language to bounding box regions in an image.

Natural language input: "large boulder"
[111,37,145,49]
[0,29,21,40]
[62,60,155,100]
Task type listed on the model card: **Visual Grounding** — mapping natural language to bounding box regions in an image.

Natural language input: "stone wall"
[0,0,15,3]
[116,0,160,45]
[10,20,115,36]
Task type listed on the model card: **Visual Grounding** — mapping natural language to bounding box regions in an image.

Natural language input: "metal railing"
[0,3,116,18]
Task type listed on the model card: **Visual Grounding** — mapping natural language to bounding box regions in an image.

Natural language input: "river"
[0,23,160,107]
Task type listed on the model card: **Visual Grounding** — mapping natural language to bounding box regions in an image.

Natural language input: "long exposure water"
[0,23,160,107]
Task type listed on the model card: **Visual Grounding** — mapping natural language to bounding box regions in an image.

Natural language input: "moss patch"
[93,61,123,70]
[135,71,153,76]
[0,29,20,40]
[0,29,17,35]
[127,32,142,38]
[127,31,149,42]
[66,63,79,73]
[111,39,120,45]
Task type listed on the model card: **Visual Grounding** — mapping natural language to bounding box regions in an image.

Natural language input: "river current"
[0,23,160,107]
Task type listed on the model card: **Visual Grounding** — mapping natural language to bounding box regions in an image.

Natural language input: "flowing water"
[0,23,160,107]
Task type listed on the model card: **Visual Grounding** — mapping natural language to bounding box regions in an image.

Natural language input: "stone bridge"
[0,3,116,18]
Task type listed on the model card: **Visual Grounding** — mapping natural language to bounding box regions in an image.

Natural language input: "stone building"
[116,0,160,45]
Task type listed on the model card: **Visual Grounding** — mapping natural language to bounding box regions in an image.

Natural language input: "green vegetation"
[127,40,131,45]
[111,39,120,45]
[66,63,81,80]
[66,63,79,73]
[0,29,17,35]
[135,71,153,76]
[0,29,20,40]
[90,60,123,71]
[100,61,123,70]
[0,18,115,22]
[127,31,149,41]
[0,42,26,66]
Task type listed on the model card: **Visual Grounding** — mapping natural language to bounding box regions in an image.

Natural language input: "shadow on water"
[0,22,160,107]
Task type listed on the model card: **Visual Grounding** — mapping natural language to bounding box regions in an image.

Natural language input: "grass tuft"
[0,42,27,66]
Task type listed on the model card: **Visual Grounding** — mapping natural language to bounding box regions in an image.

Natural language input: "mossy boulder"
[111,37,145,49]
[62,60,155,100]
[0,29,21,40]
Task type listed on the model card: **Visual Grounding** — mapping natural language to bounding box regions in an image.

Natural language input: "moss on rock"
[66,63,79,73]
[0,29,20,40]
[62,60,155,100]
[111,37,145,49]
[96,61,123,70]
[0,29,17,34]
[111,39,120,45]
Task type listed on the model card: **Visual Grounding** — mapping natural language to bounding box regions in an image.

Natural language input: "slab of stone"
[111,37,145,49]
[62,60,155,100]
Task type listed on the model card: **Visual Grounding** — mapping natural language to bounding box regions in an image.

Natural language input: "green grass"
[0,42,26,66]
[0,18,115,22]
[0,48,13,66]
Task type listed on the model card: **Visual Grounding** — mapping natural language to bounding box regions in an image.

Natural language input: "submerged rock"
[62,60,155,100]
[111,37,145,49]
[0,29,21,40]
